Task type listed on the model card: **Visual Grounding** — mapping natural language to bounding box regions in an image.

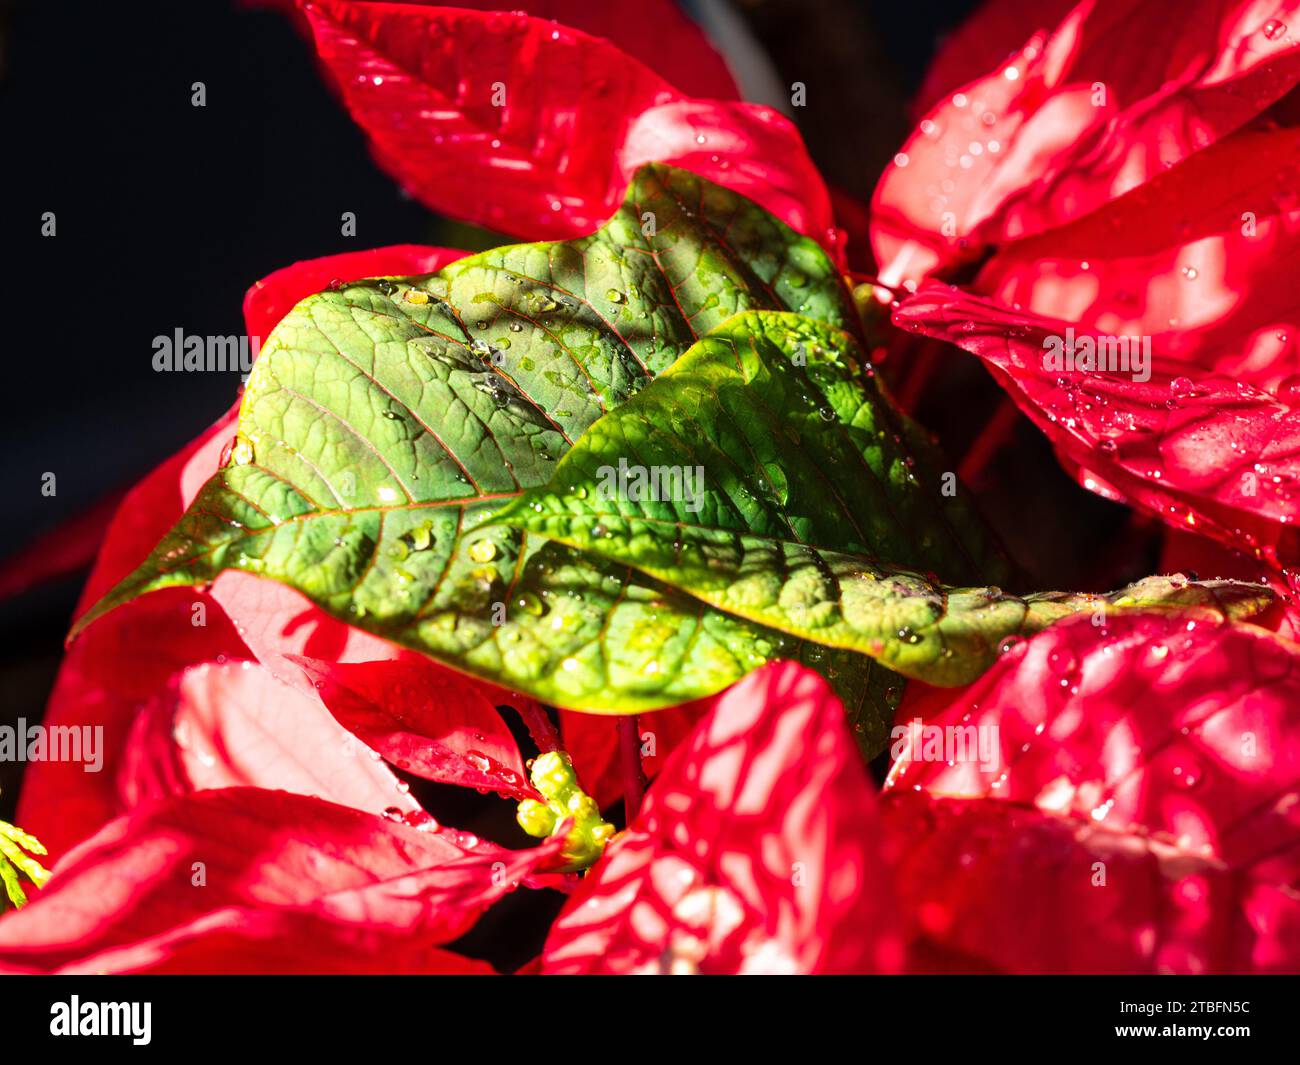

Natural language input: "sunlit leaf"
[73,165,888,717]
[498,311,1271,682]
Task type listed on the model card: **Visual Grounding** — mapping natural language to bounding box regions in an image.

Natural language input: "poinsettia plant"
[3,0,1300,975]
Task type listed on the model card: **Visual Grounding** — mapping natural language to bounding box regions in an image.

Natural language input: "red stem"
[894,344,940,413]
[619,715,647,822]
[514,701,561,754]
[957,395,1021,488]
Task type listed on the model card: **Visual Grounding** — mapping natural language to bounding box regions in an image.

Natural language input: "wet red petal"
[119,661,421,816]
[894,283,1300,563]
[560,703,712,812]
[977,127,1300,386]
[543,662,902,974]
[884,613,1300,973]
[300,2,838,255]
[873,0,1300,286]
[289,654,536,800]
[0,788,561,974]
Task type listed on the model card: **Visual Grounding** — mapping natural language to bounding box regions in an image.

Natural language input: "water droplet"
[516,591,546,616]
[1276,373,1300,403]
[1090,799,1115,822]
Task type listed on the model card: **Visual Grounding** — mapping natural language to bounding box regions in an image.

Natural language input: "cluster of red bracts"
[3,0,1300,973]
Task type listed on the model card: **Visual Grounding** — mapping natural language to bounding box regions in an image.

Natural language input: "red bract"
[544,620,1300,974]
[16,409,247,857]
[283,0,741,101]
[872,0,1300,287]
[893,284,1300,563]
[12,0,1300,979]
[886,613,1300,973]
[200,571,552,801]
[119,662,423,818]
[0,489,126,600]
[290,654,539,801]
[560,705,707,812]
[541,663,904,974]
[974,126,1300,382]
[873,1,1300,559]
[910,0,1077,117]
[299,1,840,257]
[0,788,562,973]
[20,244,484,856]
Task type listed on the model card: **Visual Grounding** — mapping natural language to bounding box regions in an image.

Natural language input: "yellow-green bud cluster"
[1,817,51,909]
[516,751,614,871]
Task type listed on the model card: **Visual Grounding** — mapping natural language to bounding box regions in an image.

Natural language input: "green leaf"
[68,160,1270,758]
[493,311,1273,684]
[72,165,907,731]
[493,309,1009,582]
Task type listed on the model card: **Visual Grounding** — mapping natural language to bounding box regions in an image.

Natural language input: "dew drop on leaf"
[516,591,546,616]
